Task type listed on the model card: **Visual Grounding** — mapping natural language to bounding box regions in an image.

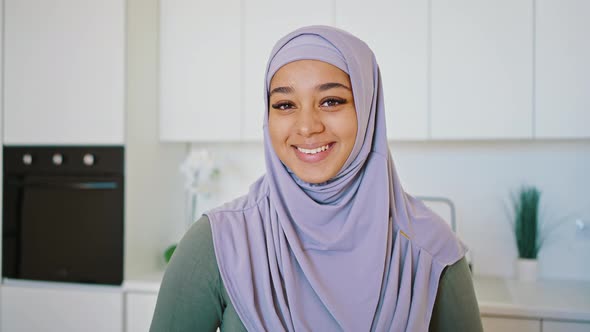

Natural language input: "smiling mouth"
[292,143,335,163]
[296,143,332,155]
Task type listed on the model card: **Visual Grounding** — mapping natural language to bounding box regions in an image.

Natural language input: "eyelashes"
[271,101,295,111]
[320,97,347,107]
[271,98,348,111]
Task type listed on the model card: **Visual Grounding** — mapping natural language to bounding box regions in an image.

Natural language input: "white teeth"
[297,144,330,154]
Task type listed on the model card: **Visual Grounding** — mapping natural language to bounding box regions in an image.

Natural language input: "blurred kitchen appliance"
[2,146,124,285]
[415,196,457,232]
[416,196,475,272]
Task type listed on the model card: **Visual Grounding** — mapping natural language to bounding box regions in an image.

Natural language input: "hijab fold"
[207,25,465,332]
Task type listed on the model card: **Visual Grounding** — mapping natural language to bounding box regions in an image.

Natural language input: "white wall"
[0,0,3,279]
[187,141,590,281]
[125,0,590,281]
[391,140,590,280]
[125,0,187,278]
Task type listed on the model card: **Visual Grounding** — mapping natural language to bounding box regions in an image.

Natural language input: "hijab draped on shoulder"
[206,25,466,332]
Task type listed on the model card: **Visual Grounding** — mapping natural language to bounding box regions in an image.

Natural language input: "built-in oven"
[2,146,124,285]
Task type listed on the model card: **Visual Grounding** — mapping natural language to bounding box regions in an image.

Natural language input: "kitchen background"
[125,0,590,281]
[1,0,589,331]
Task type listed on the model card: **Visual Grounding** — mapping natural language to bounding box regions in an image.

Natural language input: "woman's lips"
[292,143,335,163]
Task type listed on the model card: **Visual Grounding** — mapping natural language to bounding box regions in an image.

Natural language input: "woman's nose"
[295,108,324,137]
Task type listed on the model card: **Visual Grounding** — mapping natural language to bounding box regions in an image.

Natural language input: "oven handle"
[25,181,119,190]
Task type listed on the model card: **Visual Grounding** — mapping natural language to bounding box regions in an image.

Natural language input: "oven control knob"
[22,153,33,165]
[52,153,63,166]
[83,153,95,166]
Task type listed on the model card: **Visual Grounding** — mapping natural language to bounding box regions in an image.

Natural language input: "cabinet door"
[481,316,540,332]
[159,0,241,142]
[3,0,125,145]
[0,286,3,325]
[535,0,590,139]
[430,0,533,139]
[126,292,158,332]
[336,0,429,141]
[241,0,334,141]
[0,282,123,332]
[543,320,590,332]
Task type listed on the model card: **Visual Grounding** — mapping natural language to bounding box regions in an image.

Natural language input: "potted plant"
[510,185,541,281]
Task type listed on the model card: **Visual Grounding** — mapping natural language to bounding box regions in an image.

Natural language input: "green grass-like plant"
[164,244,177,263]
[512,186,541,259]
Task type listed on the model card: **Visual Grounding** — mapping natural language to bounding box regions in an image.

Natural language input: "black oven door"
[16,175,123,285]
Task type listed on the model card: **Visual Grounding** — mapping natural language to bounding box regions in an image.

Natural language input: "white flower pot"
[515,258,538,281]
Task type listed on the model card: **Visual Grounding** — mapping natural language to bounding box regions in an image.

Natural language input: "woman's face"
[268,60,357,184]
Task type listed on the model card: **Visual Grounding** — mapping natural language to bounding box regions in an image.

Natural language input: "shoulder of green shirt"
[429,251,484,332]
[151,215,483,332]
[150,215,227,332]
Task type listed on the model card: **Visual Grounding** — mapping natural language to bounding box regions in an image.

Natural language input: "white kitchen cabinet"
[542,320,590,332]
[0,281,123,332]
[3,0,125,145]
[242,0,334,141]
[481,316,540,332]
[535,0,590,139]
[126,292,158,332]
[159,0,242,142]
[430,0,533,140]
[335,0,429,141]
[0,286,3,329]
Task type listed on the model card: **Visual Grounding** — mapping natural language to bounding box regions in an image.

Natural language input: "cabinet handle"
[26,181,119,190]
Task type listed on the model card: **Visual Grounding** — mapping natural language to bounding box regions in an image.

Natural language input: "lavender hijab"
[206,26,465,332]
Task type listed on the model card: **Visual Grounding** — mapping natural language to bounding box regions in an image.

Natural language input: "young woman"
[150,26,483,332]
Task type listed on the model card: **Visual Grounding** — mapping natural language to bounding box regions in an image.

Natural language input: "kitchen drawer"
[0,281,123,332]
[126,292,158,332]
[542,319,590,332]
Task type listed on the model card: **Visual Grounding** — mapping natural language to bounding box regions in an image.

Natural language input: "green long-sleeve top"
[150,216,483,332]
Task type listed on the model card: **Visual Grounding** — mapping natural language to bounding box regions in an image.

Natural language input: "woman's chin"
[290,164,336,184]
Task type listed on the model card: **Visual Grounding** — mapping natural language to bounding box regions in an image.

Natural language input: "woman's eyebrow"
[269,86,293,96]
[317,82,351,92]
[269,82,351,96]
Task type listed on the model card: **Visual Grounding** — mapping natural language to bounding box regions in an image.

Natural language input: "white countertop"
[124,273,590,322]
[123,272,164,293]
[474,276,590,322]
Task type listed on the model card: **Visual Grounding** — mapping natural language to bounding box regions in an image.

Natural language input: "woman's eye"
[271,102,295,110]
[321,98,347,108]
